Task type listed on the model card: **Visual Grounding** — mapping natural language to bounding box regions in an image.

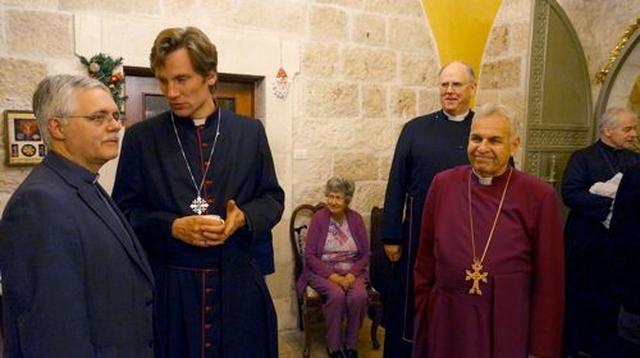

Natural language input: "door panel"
[123,66,256,127]
[525,0,592,194]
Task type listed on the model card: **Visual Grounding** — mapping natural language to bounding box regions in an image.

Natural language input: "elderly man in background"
[380,61,477,357]
[562,107,640,357]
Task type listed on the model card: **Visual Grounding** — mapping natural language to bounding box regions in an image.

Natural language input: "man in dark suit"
[0,74,154,357]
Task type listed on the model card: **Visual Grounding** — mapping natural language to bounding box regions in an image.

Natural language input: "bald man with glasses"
[380,61,477,357]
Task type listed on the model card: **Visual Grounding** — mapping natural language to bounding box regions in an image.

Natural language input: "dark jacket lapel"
[43,153,154,284]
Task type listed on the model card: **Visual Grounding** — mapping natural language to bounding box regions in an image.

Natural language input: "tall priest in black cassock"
[380,61,477,357]
[113,27,284,358]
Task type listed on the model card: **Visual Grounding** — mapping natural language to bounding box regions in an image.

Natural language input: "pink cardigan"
[295,207,371,298]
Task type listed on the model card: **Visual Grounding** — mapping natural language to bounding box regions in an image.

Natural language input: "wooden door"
[123,66,258,125]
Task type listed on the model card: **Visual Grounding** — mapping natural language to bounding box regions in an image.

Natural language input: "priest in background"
[380,61,477,357]
[561,107,640,356]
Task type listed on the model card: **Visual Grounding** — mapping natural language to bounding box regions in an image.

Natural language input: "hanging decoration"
[594,18,639,84]
[77,53,127,112]
[272,40,290,99]
[272,66,289,99]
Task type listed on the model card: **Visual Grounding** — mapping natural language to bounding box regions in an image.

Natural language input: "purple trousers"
[307,274,369,352]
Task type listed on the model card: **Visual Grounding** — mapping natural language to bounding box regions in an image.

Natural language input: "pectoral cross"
[465,259,488,295]
[190,196,209,215]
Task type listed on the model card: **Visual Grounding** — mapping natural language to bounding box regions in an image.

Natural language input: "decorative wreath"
[77,53,127,112]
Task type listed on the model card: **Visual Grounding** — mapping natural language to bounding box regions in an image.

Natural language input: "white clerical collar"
[192,118,206,126]
[472,168,493,186]
[444,110,469,122]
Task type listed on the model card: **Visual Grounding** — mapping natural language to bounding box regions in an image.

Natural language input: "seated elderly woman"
[296,177,371,358]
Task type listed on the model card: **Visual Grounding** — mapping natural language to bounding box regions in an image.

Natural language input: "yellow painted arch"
[422,0,503,89]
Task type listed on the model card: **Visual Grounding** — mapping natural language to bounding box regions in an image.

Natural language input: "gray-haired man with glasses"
[381,61,477,357]
[65,110,125,126]
[0,74,154,357]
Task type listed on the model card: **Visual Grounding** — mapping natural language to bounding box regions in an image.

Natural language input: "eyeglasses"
[439,81,471,91]
[65,111,124,125]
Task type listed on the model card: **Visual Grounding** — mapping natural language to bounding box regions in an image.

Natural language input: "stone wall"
[0,0,639,331]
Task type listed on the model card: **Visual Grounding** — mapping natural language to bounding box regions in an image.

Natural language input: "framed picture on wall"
[3,110,46,166]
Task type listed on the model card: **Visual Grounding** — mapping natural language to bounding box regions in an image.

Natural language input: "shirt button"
[205,306,212,312]
[205,343,212,349]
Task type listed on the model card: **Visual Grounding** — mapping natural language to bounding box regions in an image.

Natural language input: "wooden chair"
[368,206,387,337]
[290,203,383,358]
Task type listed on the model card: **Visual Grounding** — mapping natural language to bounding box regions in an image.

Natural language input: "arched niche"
[594,20,640,127]
[524,0,593,191]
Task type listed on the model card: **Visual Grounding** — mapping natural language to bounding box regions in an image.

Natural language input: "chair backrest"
[289,202,327,280]
[369,206,391,298]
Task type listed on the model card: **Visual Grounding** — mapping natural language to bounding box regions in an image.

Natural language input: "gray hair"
[473,102,519,138]
[599,107,638,134]
[32,74,110,146]
[439,61,476,82]
[324,177,355,202]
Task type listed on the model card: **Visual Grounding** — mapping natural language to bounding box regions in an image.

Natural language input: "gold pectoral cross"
[465,259,488,295]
